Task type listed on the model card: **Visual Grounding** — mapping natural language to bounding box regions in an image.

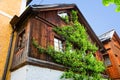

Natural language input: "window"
[58,12,68,18]
[54,38,63,52]
[103,54,111,67]
[57,11,69,23]
[17,30,26,50]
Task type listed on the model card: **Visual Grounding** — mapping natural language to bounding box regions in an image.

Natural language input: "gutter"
[2,28,15,80]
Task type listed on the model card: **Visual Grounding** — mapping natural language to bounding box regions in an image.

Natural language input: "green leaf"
[102,0,120,12]
[102,0,112,6]
[115,5,120,12]
[114,0,120,5]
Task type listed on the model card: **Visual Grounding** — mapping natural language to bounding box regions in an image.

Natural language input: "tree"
[102,0,120,12]
[32,10,105,80]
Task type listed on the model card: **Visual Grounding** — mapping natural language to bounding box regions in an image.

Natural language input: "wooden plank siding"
[102,32,120,79]
[29,10,68,61]
[11,19,30,70]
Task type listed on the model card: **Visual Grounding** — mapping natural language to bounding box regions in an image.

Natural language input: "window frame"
[15,29,26,52]
[57,10,70,23]
[54,37,63,52]
[103,54,112,67]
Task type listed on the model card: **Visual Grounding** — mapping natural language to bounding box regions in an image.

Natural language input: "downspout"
[2,27,15,80]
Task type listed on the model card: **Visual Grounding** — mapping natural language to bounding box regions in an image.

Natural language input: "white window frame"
[58,12,68,18]
[54,38,63,52]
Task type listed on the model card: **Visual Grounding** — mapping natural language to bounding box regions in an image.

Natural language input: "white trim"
[20,0,27,15]
[0,10,13,19]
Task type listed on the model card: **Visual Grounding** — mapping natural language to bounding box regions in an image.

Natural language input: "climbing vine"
[32,10,105,80]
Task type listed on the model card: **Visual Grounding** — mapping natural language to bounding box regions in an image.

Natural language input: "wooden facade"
[99,29,120,79]
[10,4,105,72]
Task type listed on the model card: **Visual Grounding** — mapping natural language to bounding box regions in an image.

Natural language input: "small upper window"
[57,11,69,23]
[58,12,68,18]
[54,38,63,52]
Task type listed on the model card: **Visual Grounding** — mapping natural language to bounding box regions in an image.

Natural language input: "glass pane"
[54,38,63,52]
[54,38,59,51]
[58,12,68,18]
[54,38,58,43]
[59,41,63,51]
[104,55,111,66]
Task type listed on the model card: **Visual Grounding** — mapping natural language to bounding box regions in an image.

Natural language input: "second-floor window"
[17,30,26,50]
[103,54,111,67]
[54,37,63,52]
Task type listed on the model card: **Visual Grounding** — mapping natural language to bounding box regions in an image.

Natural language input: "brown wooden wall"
[95,50,103,61]
[29,10,67,61]
[11,18,31,69]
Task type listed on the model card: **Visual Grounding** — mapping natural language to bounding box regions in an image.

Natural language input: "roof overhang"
[10,6,33,30]
[27,0,32,5]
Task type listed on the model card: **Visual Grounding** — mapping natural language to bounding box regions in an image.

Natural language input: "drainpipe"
[2,27,15,80]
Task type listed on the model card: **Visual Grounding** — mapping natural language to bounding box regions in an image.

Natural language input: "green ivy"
[102,0,120,12]
[32,10,105,80]
[60,15,69,24]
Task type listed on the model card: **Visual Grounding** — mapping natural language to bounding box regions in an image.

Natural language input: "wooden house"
[99,29,120,79]
[10,4,106,80]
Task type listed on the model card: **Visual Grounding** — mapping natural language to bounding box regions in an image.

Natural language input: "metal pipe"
[2,29,14,80]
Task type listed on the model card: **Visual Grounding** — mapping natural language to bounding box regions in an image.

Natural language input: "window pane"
[58,12,68,18]
[54,38,63,52]
[54,38,58,43]
[104,55,111,66]
[59,41,63,51]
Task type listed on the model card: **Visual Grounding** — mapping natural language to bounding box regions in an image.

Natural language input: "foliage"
[60,15,69,24]
[32,10,105,80]
[102,0,120,12]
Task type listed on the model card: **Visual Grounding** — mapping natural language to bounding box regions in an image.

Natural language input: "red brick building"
[99,29,120,79]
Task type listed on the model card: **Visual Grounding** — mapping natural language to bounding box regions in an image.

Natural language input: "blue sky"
[30,0,120,36]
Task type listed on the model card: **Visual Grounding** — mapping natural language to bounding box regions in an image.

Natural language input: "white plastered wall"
[11,65,64,80]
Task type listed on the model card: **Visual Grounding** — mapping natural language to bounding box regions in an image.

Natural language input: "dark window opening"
[103,54,111,67]
[17,30,26,50]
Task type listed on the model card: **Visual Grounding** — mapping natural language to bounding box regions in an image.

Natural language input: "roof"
[99,29,115,42]
[30,4,78,12]
[31,4,74,8]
